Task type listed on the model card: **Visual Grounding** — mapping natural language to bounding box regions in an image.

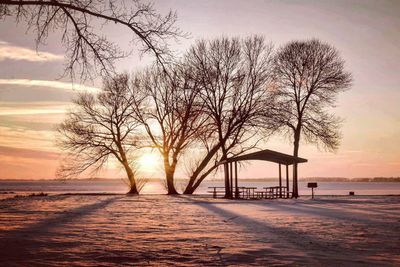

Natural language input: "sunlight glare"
[138,153,159,170]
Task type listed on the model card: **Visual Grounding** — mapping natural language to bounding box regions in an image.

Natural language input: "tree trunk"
[163,155,179,195]
[292,129,301,198]
[115,140,138,195]
[127,186,139,195]
[183,179,195,194]
[182,144,221,194]
[166,171,179,194]
[183,164,219,194]
[220,144,231,198]
[124,162,139,195]
[223,162,231,198]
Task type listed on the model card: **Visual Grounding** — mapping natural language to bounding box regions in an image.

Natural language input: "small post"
[307,182,318,199]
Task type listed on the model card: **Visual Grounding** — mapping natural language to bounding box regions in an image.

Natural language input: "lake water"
[1,179,399,198]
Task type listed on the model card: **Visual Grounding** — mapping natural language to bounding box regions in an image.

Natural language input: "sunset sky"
[0,0,399,179]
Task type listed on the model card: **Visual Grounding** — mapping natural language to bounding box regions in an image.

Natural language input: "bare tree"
[0,0,182,80]
[57,74,142,194]
[132,65,208,194]
[272,39,352,198]
[182,36,275,196]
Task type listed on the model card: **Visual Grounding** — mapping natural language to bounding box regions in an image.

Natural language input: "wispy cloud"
[0,145,60,160]
[0,125,57,153]
[0,101,69,116]
[0,40,63,62]
[0,79,100,93]
[0,146,60,179]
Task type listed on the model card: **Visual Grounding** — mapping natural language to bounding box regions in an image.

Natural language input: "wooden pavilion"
[221,149,307,199]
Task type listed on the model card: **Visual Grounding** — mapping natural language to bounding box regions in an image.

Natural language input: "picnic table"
[209,186,291,199]
[241,187,257,199]
[263,186,289,198]
[208,186,257,199]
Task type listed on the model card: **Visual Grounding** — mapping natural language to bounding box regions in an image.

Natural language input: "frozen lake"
[0,194,399,266]
[1,179,400,197]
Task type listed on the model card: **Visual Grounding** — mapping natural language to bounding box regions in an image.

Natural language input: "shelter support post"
[229,162,233,199]
[224,163,230,198]
[279,163,282,198]
[286,165,289,198]
[235,161,239,199]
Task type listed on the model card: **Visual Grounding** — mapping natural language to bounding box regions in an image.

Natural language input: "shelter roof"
[223,149,307,165]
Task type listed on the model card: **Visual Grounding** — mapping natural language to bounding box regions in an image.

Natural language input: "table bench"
[263,186,290,199]
[208,187,226,198]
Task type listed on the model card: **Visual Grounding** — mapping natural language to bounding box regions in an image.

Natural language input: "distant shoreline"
[43,193,400,197]
[1,177,400,182]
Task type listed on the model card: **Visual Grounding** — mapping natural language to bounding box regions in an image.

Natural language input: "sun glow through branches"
[138,153,159,170]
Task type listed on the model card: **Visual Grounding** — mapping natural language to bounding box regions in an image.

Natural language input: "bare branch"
[0,0,184,81]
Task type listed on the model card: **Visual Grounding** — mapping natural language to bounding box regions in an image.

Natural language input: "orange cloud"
[0,146,59,160]
[0,146,60,179]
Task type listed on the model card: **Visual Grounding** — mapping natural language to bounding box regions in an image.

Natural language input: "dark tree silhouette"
[131,65,208,194]
[0,0,181,80]
[182,36,275,196]
[272,39,352,198]
[57,74,141,194]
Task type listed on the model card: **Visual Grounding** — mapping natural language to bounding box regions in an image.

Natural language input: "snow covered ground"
[0,194,399,266]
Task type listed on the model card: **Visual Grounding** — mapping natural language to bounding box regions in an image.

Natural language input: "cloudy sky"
[0,0,399,179]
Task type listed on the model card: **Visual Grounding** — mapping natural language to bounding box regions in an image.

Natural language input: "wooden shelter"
[221,149,307,199]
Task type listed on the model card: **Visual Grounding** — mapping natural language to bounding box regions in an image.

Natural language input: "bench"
[255,191,265,199]
[208,187,226,198]
[263,186,291,199]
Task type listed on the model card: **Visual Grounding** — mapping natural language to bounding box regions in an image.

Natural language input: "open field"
[0,195,399,266]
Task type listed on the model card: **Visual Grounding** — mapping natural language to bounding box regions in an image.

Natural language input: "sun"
[138,153,159,170]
